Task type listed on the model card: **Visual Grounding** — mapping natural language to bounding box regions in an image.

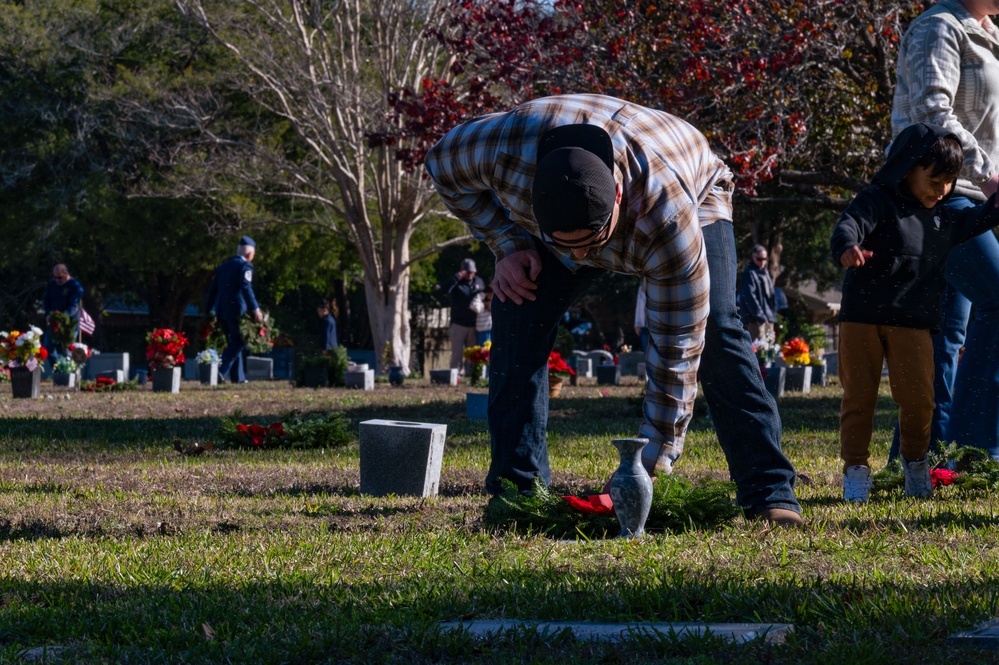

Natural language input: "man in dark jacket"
[42,264,85,362]
[205,236,263,383]
[738,245,778,345]
[831,122,999,503]
[436,258,485,374]
[318,300,338,351]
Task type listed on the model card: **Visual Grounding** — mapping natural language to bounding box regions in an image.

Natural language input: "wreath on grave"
[217,410,351,450]
[484,475,740,539]
[80,376,138,392]
[872,443,999,494]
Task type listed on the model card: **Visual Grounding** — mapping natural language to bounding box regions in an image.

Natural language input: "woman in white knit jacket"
[891,0,999,460]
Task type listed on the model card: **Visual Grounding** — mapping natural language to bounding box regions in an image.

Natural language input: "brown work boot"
[753,508,804,528]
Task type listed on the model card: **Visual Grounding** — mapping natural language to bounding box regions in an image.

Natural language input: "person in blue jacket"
[42,264,85,364]
[317,300,338,351]
[205,236,263,383]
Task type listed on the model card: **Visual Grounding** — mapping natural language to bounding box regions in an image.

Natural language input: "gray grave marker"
[618,351,644,376]
[949,619,999,648]
[345,368,375,390]
[430,368,458,385]
[359,419,447,497]
[85,352,129,381]
[245,356,273,381]
[438,620,793,645]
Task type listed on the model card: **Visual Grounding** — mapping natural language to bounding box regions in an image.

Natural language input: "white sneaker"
[843,465,871,503]
[903,457,934,498]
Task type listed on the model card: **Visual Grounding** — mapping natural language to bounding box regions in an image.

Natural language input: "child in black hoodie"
[831,122,999,504]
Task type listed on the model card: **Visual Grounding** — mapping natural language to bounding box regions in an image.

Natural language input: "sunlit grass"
[1,377,997,663]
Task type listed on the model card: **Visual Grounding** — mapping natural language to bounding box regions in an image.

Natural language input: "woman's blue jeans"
[486,224,801,517]
[890,196,999,461]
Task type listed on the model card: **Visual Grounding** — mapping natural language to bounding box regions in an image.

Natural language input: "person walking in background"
[738,245,778,346]
[42,263,85,364]
[318,300,339,351]
[831,123,999,503]
[425,93,802,526]
[472,286,493,345]
[891,0,999,461]
[205,236,263,384]
[435,258,485,374]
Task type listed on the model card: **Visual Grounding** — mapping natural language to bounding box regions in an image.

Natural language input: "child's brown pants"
[838,322,935,472]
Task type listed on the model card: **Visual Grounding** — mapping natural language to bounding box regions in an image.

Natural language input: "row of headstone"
[82,351,284,384]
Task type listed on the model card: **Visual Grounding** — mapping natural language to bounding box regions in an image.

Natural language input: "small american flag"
[79,309,96,336]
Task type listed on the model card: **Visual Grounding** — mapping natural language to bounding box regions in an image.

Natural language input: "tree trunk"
[363,267,411,374]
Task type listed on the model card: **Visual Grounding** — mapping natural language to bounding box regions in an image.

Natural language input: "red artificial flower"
[562,494,615,515]
[237,421,286,447]
[547,351,575,376]
[930,468,959,488]
[37,347,48,360]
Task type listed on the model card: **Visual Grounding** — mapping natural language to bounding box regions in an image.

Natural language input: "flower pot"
[609,438,654,538]
[10,366,41,399]
[549,375,564,398]
[199,363,219,386]
[784,365,812,393]
[152,366,182,393]
[763,365,785,399]
[466,392,488,420]
[810,363,826,388]
[302,365,329,388]
[388,365,405,386]
[53,371,77,388]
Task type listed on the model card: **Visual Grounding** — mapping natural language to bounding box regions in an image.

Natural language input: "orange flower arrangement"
[780,337,810,366]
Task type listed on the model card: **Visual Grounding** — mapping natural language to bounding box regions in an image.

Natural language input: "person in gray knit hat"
[435,257,485,374]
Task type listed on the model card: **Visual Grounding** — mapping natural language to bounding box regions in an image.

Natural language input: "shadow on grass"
[0,391,903,450]
[2,572,999,663]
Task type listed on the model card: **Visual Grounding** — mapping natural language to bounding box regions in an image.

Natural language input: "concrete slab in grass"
[949,619,999,648]
[438,620,793,645]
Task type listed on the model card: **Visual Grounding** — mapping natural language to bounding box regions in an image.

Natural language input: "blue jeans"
[697,221,800,515]
[943,225,999,460]
[486,239,601,494]
[218,318,246,383]
[486,225,801,517]
[889,197,999,461]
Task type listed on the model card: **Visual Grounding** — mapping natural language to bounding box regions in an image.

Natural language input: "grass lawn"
[1,375,998,663]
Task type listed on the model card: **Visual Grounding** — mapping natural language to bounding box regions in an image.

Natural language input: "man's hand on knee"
[492,250,542,305]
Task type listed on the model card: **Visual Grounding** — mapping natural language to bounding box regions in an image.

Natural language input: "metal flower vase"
[152,366,182,393]
[10,366,42,399]
[199,363,219,386]
[609,437,654,538]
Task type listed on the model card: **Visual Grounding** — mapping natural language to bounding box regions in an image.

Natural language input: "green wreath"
[47,311,76,349]
[240,312,278,355]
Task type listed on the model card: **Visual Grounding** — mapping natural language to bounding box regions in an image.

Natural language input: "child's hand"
[840,246,873,268]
